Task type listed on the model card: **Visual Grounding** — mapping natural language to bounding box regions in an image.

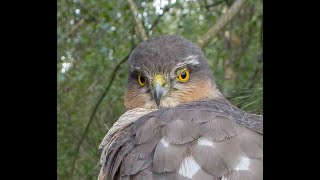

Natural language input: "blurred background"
[57,0,262,179]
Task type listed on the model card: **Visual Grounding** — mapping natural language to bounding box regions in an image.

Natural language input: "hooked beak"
[152,74,166,108]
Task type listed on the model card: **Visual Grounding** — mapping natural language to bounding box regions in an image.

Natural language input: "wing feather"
[98,98,263,180]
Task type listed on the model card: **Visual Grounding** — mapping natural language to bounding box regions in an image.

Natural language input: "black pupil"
[180,71,187,79]
[140,75,145,83]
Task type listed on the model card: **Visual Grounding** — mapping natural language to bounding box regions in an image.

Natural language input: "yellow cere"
[153,74,166,86]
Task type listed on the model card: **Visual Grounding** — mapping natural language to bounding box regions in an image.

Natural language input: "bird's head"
[124,35,223,110]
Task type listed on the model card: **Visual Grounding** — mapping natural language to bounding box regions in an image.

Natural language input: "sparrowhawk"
[98,35,263,180]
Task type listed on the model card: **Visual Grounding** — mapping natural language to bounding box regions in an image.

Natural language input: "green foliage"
[57,0,262,179]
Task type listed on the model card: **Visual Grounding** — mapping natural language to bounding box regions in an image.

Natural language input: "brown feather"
[99,99,263,179]
[163,119,200,144]
[153,138,187,173]
[222,159,263,180]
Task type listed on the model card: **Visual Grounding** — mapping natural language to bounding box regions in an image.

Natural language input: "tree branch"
[147,5,172,34]
[128,0,147,41]
[70,54,130,177]
[197,0,247,48]
[205,0,227,9]
[70,1,170,176]
[67,18,85,36]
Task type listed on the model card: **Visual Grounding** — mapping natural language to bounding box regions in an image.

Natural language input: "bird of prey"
[98,35,263,180]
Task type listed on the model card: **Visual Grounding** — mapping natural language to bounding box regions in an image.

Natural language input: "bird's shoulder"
[99,98,263,180]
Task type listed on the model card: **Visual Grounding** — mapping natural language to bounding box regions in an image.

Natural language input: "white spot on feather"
[197,137,214,147]
[178,156,200,178]
[235,157,250,171]
[160,138,169,148]
[221,176,227,180]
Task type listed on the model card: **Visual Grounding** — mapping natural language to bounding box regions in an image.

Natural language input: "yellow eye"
[138,74,146,86]
[177,68,190,82]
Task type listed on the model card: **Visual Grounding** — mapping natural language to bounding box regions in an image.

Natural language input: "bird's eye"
[138,74,146,86]
[177,68,190,82]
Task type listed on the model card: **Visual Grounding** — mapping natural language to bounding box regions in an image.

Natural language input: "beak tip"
[153,84,163,108]
[155,93,161,108]
[156,102,160,108]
